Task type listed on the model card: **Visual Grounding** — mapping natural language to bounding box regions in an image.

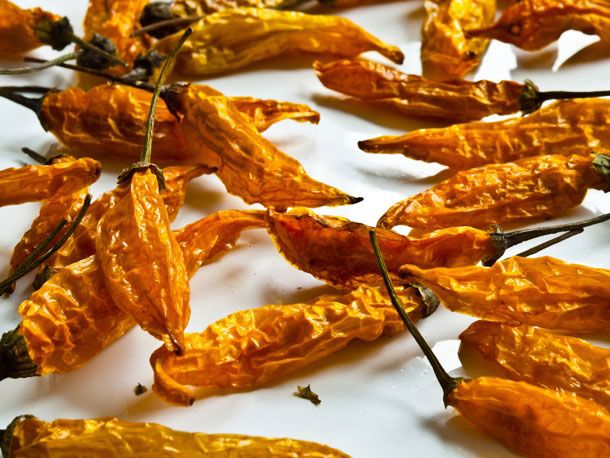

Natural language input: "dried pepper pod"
[150,283,435,405]
[370,230,610,458]
[400,256,610,333]
[0,158,100,208]
[153,8,404,76]
[0,415,350,458]
[0,0,59,56]
[460,321,610,410]
[229,96,320,132]
[378,153,610,230]
[359,98,610,168]
[465,0,610,51]
[421,0,495,79]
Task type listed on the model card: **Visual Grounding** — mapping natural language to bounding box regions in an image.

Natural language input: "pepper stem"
[519,80,610,114]
[21,147,48,165]
[370,229,460,406]
[132,15,203,37]
[516,229,583,258]
[0,87,43,115]
[0,53,77,75]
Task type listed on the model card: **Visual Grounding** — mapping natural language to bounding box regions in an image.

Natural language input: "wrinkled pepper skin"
[460,321,610,410]
[421,0,496,79]
[0,158,101,208]
[314,59,523,122]
[229,97,320,132]
[359,99,610,169]
[378,153,609,230]
[172,0,291,15]
[267,208,496,288]
[154,8,404,76]
[449,377,610,457]
[151,284,425,405]
[466,0,610,51]
[96,170,190,353]
[0,0,59,56]
[1,415,350,458]
[401,256,610,332]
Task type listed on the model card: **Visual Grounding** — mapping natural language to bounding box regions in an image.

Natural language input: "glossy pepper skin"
[421,0,495,79]
[153,8,404,76]
[460,321,610,410]
[0,415,350,457]
[359,99,610,169]
[401,256,610,332]
[378,153,609,230]
[465,0,610,51]
[0,0,59,56]
[151,284,426,405]
[449,377,610,457]
[267,208,496,288]
[0,158,101,208]
[314,59,523,122]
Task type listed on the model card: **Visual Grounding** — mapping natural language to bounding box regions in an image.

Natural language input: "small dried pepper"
[465,0,610,51]
[371,230,610,458]
[460,321,610,410]
[400,256,610,333]
[153,8,404,76]
[377,153,610,230]
[420,0,495,79]
[229,96,319,132]
[150,283,433,405]
[0,0,59,56]
[359,98,610,168]
[0,415,349,457]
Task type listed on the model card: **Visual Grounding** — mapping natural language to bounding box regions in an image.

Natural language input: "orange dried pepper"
[378,153,610,230]
[401,256,610,333]
[153,8,404,76]
[460,320,610,410]
[359,98,610,168]
[0,415,350,458]
[150,283,432,405]
[421,0,495,79]
[0,0,59,56]
[229,96,320,132]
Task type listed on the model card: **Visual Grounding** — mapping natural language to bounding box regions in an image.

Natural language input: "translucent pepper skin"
[459,321,610,410]
[1,415,350,458]
[151,284,424,405]
[154,8,404,76]
[0,0,59,56]
[400,256,610,333]
[267,208,496,288]
[314,59,523,122]
[466,0,610,51]
[96,170,191,353]
[0,158,101,208]
[449,378,610,458]
[359,99,610,169]
[378,153,609,230]
[421,0,496,79]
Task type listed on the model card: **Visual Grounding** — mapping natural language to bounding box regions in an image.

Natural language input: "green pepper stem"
[132,15,203,37]
[370,229,459,405]
[0,52,76,75]
[66,32,126,67]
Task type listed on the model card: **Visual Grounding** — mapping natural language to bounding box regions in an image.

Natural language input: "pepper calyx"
[593,153,610,191]
[407,282,440,318]
[0,328,39,382]
[1,415,34,458]
[76,34,119,70]
[36,17,74,51]
[484,224,506,266]
[518,79,542,115]
[118,162,166,191]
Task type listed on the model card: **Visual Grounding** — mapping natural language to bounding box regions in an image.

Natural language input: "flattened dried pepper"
[421,0,495,79]
[0,415,350,457]
[400,256,610,332]
[153,8,404,76]
[378,153,610,230]
[460,321,610,410]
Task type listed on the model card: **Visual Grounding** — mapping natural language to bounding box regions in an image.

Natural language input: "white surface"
[1,2,610,457]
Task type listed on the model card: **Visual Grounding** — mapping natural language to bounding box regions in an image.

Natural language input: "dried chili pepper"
[0,0,59,56]
[359,98,610,168]
[400,256,610,333]
[371,230,610,458]
[465,0,610,51]
[150,283,434,405]
[229,96,319,132]
[460,320,610,410]
[0,415,350,457]
[420,0,495,79]
[153,8,404,76]
[377,153,610,230]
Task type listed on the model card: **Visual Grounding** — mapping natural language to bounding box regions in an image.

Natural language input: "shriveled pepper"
[229,96,319,132]
[153,8,404,76]
[359,98,610,169]
[400,256,610,333]
[0,0,59,56]
[420,0,495,79]
[150,284,434,405]
[0,415,350,458]
[460,320,610,410]
[377,153,610,230]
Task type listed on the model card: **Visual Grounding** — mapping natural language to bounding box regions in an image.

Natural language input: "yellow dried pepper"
[230,97,320,132]
[0,0,59,56]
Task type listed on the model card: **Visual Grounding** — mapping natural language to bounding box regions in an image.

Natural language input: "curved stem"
[66,32,126,67]
[516,229,583,258]
[0,52,76,75]
[0,88,43,114]
[132,15,203,37]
